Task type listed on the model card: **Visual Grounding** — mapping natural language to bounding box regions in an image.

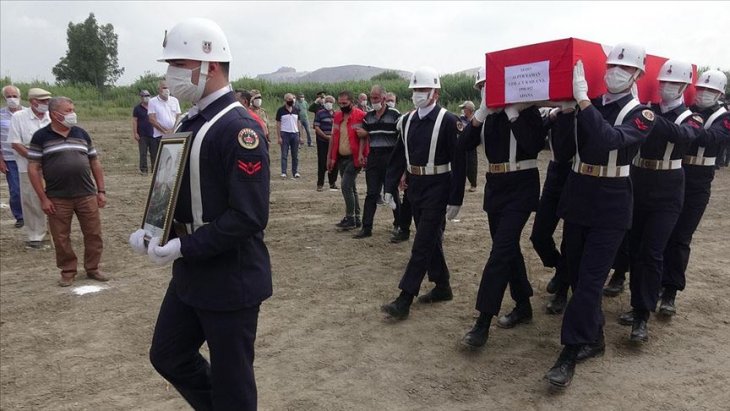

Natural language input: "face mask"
[340,105,352,113]
[56,111,77,127]
[386,101,396,108]
[165,62,208,103]
[360,101,367,107]
[5,97,20,109]
[142,97,150,103]
[324,102,333,110]
[659,83,684,102]
[35,102,49,113]
[694,89,720,108]
[460,110,465,117]
[604,66,635,93]
[161,89,170,98]
[371,102,382,111]
[286,100,294,106]
[252,98,262,108]
[411,90,432,108]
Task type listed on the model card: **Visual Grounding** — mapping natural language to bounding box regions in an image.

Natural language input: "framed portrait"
[141,132,192,245]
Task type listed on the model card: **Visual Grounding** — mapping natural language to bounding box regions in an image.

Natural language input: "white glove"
[548,107,561,120]
[504,103,530,122]
[129,229,148,255]
[446,205,461,220]
[147,237,182,265]
[473,87,500,123]
[560,100,577,113]
[573,60,589,103]
[383,193,397,210]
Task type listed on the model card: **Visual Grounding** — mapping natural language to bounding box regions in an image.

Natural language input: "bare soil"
[1,119,729,410]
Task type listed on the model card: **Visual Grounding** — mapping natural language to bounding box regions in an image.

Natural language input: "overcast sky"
[1,1,728,86]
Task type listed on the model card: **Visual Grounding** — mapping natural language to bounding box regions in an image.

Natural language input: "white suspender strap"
[675,109,693,125]
[660,109,692,162]
[572,115,580,171]
[427,108,447,167]
[403,113,414,167]
[548,133,555,162]
[190,102,243,227]
[480,122,489,167]
[607,99,640,176]
[509,130,518,168]
[704,106,727,130]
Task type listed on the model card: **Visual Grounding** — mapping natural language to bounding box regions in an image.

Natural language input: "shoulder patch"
[456,121,464,132]
[691,115,704,124]
[642,110,655,122]
[237,128,259,150]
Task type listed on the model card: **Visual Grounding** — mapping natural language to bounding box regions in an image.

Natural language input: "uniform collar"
[660,96,685,114]
[195,88,236,121]
[602,91,632,106]
[417,103,441,120]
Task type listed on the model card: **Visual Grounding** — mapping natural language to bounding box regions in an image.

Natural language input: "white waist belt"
[572,161,630,178]
[632,158,683,170]
[683,155,716,166]
[407,163,451,175]
[487,159,538,174]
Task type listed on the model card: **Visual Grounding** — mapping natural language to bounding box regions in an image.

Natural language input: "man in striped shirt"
[27,96,109,287]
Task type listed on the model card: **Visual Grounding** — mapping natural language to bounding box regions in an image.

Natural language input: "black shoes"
[496,303,533,329]
[658,296,677,317]
[603,272,626,297]
[335,216,357,230]
[617,310,635,326]
[381,292,413,320]
[546,292,567,315]
[462,313,491,348]
[630,319,649,342]
[352,228,372,239]
[389,228,410,243]
[14,219,24,228]
[545,345,579,388]
[417,285,453,304]
[576,333,605,363]
[546,275,560,294]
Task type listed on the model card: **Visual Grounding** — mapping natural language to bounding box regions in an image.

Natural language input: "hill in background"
[256,65,413,84]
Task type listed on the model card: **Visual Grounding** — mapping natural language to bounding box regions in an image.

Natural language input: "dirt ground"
[1,118,729,410]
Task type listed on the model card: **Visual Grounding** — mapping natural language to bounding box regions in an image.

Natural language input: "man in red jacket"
[327,91,368,230]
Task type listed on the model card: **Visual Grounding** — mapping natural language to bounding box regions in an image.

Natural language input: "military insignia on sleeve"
[723,118,730,130]
[456,121,464,132]
[633,117,649,131]
[237,128,259,150]
[642,110,655,121]
[691,115,704,124]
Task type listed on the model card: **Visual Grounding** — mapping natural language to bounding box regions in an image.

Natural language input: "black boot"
[352,227,372,239]
[603,271,626,297]
[335,216,357,230]
[417,284,453,303]
[497,301,533,328]
[462,312,491,348]
[576,331,605,363]
[630,310,649,342]
[390,228,410,243]
[617,309,635,326]
[658,288,677,317]
[546,287,568,315]
[546,275,560,294]
[381,291,413,320]
[545,345,579,388]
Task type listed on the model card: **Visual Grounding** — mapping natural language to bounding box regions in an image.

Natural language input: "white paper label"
[504,60,550,103]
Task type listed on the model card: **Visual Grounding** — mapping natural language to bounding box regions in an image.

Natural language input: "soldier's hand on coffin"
[147,237,182,265]
[573,60,589,103]
[505,103,532,122]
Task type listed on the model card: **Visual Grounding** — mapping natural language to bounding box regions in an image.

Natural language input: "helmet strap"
[195,61,210,102]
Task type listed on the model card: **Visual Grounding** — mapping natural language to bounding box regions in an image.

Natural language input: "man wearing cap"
[128,18,271,410]
[132,90,154,175]
[148,80,181,147]
[249,89,270,141]
[8,87,52,249]
[1,85,25,228]
[458,100,478,192]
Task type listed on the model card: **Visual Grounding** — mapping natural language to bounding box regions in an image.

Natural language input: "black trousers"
[150,284,260,411]
[662,181,711,291]
[530,161,570,286]
[362,147,399,229]
[561,222,626,345]
[466,149,478,188]
[475,210,534,316]
[398,206,450,295]
[629,207,680,311]
[316,139,337,187]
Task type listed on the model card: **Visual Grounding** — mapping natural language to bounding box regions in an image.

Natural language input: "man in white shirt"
[1,85,25,228]
[147,80,181,165]
[8,88,52,249]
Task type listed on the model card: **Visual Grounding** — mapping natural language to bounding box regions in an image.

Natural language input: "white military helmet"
[474,67,486,90]
[158,18,232,62]
[409,66,441,89]
[606,42,646,72]
[696,69,728,93]
[657,60,693,84]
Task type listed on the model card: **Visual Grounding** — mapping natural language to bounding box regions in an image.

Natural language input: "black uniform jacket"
[171,91,272,311]
[558,95,655,229]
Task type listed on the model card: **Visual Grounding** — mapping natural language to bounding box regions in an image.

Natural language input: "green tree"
[52,13,124,91]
